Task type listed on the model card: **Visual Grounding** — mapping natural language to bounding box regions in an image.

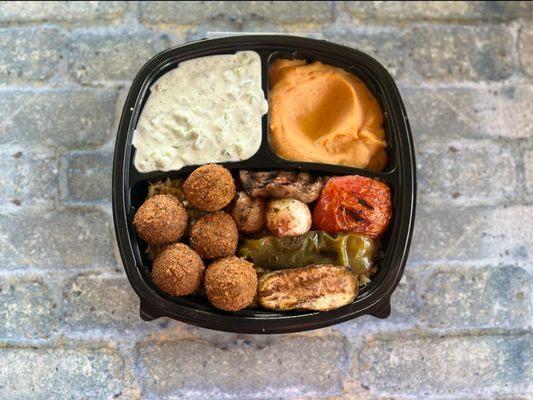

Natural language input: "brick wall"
[0,1,531,399]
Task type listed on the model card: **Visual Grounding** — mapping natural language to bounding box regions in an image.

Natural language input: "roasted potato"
[266,198,311,237]
[230,191,266,234]
[257,264,358,311]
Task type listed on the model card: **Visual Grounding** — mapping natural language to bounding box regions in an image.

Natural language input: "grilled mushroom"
[239,170,324,203]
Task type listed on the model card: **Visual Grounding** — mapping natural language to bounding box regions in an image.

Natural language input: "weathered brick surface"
[0,1,127,22]
[140,1,334,24]
[136,337,346,398]
[525,150,533,195]
[0,207,116,270]
[0,348,123,399]
[62,273,145,332]
[417,140,516,206]
[519,26,533,78]
[420,265,531,329]
[69,29,164,83]
[345,1,533,21]
[0,275,57,340]
[407,25,514,81]
[0,2,531,399]
[325,27,405,78]
[0,27,65,82]
[410,205,533,262]
[387,270,417,322]
[0,89,118,148]
[336,271,417,334]
[359,335,532,396]
[61,151,112,204]
[402,86,533,141]
[0,151,58,204]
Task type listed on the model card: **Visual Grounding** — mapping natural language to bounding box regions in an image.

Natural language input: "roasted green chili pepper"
[238,231,377,276]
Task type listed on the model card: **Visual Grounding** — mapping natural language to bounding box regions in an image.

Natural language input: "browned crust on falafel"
[204,256,257,311]
[189,211,238,260]
[133,194,188,245]
[183,164,236,211]
[151,243,205,296]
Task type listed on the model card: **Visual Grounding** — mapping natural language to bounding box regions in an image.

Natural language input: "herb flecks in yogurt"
[133,51,268,173]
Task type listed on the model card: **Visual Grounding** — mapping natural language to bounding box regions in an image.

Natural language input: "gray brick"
[184,26,324,45]
[136,337,346,398]
[359,335,532,395]
[140,1,333,24]
[0,89,118,149]
[69,29,165,83]
[417,140,516,206]
[420,265,531,329]
[0,275,57,340]
[325,27,405,78]
[410,205,533,262]
[344,1,533,21]
[407,26,514,81]
[402,86,533,141]
[0,27,65,83]
[61,151,112,204]
[525,150,533,195]
[0,151,58,205]
[0,1,127,22]
[0,207,116,270]
[519,26,533,78]
[336,270,417,334]
[0,348,123,399]
[387,270,417,322]
[62,274,145,331]
[494,397,533,400]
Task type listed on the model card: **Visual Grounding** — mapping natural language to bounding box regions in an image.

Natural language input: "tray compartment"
[265,50,399,174]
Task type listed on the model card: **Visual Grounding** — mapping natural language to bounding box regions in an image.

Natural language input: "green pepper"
[238,231,377,276]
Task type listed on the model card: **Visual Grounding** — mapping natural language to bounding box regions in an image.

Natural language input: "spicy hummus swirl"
[269,59,387,171]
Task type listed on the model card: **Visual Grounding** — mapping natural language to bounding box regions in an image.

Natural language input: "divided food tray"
[112,35,416,334]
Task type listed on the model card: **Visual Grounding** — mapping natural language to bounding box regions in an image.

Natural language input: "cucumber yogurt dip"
[133,51,268,173]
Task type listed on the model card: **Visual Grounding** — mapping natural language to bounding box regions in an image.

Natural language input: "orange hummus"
[269,59,387,171]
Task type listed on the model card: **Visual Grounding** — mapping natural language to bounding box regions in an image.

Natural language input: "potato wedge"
[257,264,358,311]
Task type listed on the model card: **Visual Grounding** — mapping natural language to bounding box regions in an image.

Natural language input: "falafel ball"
[183,164,236,211]
[189,211,238,260]
[204,256,257,311]
[151,243,205,296]
[134,194,188,245]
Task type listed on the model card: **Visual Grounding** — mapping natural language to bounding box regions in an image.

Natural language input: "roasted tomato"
[312,175,392,239]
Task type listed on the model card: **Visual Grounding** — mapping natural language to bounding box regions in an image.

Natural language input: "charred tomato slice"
[312,175,392,239]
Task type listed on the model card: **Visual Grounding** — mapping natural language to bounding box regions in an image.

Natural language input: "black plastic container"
[112,35,416,334]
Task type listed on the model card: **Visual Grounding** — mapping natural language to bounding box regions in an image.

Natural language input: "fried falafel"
[204,256,257,311]
[134,194,188,245]
[189,211,238,260]
[151,243,205,296]
[183,164,236,211]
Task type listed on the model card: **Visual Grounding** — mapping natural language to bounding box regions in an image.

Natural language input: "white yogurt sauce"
[132,51,268,172]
